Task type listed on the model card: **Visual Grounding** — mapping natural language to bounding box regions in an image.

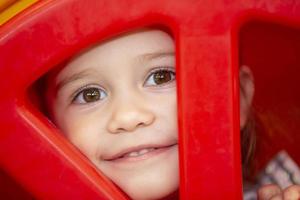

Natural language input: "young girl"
[45,29,178,200]
[45,29,300,199]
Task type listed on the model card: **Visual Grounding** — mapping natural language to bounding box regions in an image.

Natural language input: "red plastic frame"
[1,0,300,199]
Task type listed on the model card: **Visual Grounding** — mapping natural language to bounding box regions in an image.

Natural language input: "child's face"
[47,30,178,200]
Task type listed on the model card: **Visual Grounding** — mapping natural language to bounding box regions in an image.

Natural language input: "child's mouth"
[122,147,156,158]
[103,143,178,163]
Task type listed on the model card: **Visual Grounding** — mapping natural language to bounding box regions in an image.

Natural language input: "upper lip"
[102,142,178,161]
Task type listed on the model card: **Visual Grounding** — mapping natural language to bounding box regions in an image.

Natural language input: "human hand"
[258,184,300,200]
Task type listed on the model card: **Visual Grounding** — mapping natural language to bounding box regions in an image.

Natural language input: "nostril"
[114,122,146,133]
[137,122,145,127]
[116,127,126,133]
[107,108,155,133]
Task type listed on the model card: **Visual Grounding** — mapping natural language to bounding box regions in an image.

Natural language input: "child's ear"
[239,65,255,129]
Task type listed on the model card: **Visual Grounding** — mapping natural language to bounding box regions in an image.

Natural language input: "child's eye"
[144,68,176,86]
[73,87,107,104]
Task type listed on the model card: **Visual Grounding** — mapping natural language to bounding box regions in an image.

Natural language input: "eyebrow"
[55,69,96,92]
[139,51,175,61]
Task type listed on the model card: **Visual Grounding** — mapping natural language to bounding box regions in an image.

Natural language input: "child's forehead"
[74,29,174,60]
[58,30,173,71]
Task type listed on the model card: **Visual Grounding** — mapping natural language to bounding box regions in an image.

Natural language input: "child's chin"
[119,162,179,200]
[124,178,179,200]
[98,147,179,199]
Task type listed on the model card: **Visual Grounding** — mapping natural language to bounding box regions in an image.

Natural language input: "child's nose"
[107,99,155,133]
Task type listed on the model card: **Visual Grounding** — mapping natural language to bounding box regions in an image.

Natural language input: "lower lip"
[106,144,178,164]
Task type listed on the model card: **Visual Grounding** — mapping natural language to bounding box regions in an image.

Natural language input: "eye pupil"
[153,70,172,85]
[83,88,100,102]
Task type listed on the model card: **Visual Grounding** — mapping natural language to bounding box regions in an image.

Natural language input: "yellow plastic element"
[0,0,38,25]
[0,0,17,12]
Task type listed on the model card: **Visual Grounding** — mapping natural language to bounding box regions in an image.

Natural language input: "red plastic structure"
[0,0,300,199]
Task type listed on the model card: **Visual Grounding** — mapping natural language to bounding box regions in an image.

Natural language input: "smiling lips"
[104,143,177,162]
[123,147,156,158]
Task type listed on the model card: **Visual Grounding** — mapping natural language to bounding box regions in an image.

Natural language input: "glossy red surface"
[0,0,300,199]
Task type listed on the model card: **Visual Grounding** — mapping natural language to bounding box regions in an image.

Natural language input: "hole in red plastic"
[239,20,300,185]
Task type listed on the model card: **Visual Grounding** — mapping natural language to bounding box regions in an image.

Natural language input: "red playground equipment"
[1,0,300,199]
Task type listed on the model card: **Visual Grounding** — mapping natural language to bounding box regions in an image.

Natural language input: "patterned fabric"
[243,151,300,200]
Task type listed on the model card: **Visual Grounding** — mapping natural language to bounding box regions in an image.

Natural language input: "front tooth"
[138,149,150,155]
[124,148,156,158]
[128,151,139,157]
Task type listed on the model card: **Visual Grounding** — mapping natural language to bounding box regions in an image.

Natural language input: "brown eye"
[154,70,172,84]
[73,87,106,104]
[83,88,100,102]
[145,69,175,86]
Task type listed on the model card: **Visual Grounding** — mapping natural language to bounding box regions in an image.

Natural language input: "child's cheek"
[60,111,103,159]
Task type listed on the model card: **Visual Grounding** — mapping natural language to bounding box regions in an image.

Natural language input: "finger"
[283,185,300,200]
[258,184,282,200]
[270,194,283,200]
